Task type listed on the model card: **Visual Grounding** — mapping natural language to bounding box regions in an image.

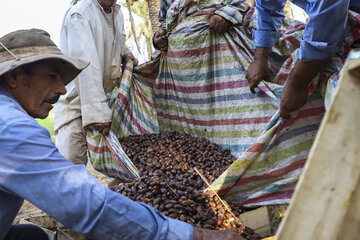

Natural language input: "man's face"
[7,59,67,119]
[97,0,117,12]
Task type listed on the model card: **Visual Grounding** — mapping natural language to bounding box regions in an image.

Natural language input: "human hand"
[280,82,308,118]
[153,28,168,51]
[245,59,270,94]
[246,47,270,94]
[123,54,138,67]
[87,122,111,136]
[193,227,246,240]
[209,14,232,33]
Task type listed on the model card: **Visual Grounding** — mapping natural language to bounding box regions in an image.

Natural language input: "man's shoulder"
[68,0,96,17]
[114,3,121,12]
[0,94,35,130]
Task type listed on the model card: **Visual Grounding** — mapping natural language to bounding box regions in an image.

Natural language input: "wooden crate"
[239,206,271,237]
[275,54,360,240]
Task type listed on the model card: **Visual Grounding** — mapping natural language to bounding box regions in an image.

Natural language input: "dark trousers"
[4,224,48,240]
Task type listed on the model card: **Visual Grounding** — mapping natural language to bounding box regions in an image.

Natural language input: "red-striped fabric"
[86,60,160,181]
[86,5,360,206]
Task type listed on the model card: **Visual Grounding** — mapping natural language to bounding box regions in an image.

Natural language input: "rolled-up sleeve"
[158,0,174,28]
[252,0,286,48]
[214,0,250,25]
[299,0,350,61]
[0,119,194,240]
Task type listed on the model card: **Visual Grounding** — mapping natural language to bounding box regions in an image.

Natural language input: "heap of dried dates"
[113,130,261,240]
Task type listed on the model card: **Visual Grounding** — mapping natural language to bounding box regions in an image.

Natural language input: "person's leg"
[5,224,48,240]
[55,118,87,165]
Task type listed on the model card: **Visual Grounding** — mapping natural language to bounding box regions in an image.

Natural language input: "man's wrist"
[254,47,270,61]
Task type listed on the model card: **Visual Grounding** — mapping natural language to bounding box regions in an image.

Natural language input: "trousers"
[55,118,87,165]
[5,224,48,240]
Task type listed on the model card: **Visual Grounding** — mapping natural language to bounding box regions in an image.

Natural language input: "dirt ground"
[14,163,109,224]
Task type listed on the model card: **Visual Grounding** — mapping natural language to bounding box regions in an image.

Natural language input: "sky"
[0,1,72,46]
[0,0,149,63]
[0,1,307,41]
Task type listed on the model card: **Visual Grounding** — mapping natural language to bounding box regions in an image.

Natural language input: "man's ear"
[4,70,18,88]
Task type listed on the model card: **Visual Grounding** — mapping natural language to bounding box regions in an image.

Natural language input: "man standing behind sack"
[0,28,245,240]
[54,0,138,165]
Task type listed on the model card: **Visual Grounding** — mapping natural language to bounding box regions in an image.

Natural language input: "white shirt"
[54,0,131,131]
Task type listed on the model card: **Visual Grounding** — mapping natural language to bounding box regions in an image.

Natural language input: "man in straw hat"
[0,29,244,240]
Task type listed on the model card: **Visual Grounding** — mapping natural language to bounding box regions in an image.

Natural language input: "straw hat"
[0,29,88,85]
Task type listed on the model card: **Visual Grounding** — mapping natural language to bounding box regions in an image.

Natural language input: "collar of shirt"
[0,84,27,116]
[93,0,119,15]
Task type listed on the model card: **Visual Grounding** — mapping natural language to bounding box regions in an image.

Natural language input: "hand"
[153,28,168,51]
[246,59,270,94]
[193,227,246,240]
[123,54,138,67]
[87,122,111,136]
[246,47,270,94]
[209,14,232,33]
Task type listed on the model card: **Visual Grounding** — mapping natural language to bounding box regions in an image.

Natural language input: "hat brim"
[0,53,89,86]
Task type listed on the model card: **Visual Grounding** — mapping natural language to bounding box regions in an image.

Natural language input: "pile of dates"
[113,131,261,240]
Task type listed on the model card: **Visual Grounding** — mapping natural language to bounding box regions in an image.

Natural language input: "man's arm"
[0,120,193,239]
[280,0,350,117]
[213,0,250,27]
[158,0,174,28]
[245,0,285,92]
[152,0,172,51]
[280,59,328,118]
[210,0,251,33]
[0,118,246,240]
[64,13,112,128]
[298,0,350,62]
[252,0,286,49]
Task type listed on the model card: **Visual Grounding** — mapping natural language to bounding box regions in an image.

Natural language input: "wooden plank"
[275,56,360,240]
[262,237,275,240]
[239,206,271,236]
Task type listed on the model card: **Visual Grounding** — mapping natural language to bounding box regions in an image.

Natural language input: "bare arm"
[280,58,328,118]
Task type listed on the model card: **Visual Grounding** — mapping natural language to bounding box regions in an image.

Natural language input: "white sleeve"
[64,13,112,127]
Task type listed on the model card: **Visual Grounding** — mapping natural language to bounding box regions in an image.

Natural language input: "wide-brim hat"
[0,29,89,86]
